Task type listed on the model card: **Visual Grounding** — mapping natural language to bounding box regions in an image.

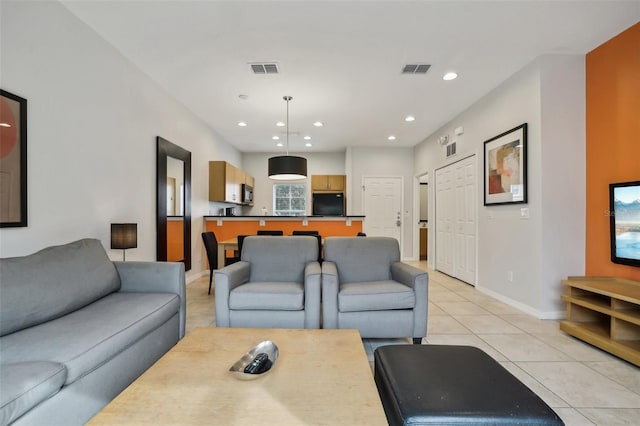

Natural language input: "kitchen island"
[204,215,364,242]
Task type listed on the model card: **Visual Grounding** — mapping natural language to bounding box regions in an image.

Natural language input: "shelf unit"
[560,276,640,366]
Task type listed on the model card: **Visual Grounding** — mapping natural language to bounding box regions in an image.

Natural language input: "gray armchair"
[321,237,428,343]
[214,236,321,329]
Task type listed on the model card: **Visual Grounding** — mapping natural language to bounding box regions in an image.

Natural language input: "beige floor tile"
[455,314,524,334]
[517,362,640,408]
[474,299,524,315]
[578,408,640,425]
[428,302,447,316]
[434,301,490,315]
[424,334,508,361]
[479,334,572,361]
[499,362,570,408]
[533,333,616,362]
[427,315,473,334]
[500,314,560,334]
[584,361,640,394]
[429,291,467,303]
[552,408,595,426]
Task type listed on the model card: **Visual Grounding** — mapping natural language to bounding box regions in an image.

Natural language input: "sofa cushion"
[0,239,120,336]
[0,361,67,426]
[0,292,179,385]
[339,281,415,312]
[324,237,400,283]
[242,236,318,283]
[230,282,304,310]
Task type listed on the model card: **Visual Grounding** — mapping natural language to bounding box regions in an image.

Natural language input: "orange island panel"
[204,217,363,242]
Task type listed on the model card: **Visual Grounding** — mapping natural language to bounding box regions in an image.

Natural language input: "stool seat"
[374,345,564,425]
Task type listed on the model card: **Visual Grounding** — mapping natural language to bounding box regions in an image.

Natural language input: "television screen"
[610,181,640,267]
[312,193,344,216]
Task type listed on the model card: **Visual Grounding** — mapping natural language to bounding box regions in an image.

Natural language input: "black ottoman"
[374,345,564,425]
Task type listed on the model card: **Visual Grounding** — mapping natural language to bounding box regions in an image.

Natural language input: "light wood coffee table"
[88,327,387,425]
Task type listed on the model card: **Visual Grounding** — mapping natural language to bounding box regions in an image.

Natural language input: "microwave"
[242,184,254,204]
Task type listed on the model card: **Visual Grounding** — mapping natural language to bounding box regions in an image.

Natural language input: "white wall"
[240,151,346,216]
[414,55,585,318]
[0,1,241,281]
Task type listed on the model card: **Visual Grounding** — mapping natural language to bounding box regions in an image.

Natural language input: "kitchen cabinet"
[209,161,253,204]
[420,228,428,260]
[311,175,346,192]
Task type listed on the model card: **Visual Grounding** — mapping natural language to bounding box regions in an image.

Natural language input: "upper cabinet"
[311,175,346,192]
[209,161,253,204]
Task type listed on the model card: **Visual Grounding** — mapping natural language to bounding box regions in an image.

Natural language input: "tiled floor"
[186,261,640,426]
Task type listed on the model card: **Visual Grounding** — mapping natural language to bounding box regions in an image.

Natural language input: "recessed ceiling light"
[443,72,458,81]
[388,135,397,141]
[305,142,312,147]
[0,123,11,128]
[313,121,324,127]
[405,115,415,122]
[238,94,249,100]
[276,142,283,147]
[272,136,280,140]
[276,121,285,127]
[303,136,311,140]
[237,121,247,127]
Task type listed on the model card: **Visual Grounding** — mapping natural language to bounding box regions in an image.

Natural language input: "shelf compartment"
[612,317,640,341]
[560,320,640,367]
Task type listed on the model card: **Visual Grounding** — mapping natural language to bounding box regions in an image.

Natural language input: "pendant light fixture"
[268,96,307,180]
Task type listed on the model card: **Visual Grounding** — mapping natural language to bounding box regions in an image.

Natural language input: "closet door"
[435,155,476,285]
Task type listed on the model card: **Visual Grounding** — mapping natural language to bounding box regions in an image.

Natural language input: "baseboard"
[475,285,566,320]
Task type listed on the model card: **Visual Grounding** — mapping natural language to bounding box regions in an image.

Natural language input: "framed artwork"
[0,89,27,227]
[483,123,527,206]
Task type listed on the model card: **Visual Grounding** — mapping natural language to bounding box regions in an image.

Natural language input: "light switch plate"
[520,207,530,219]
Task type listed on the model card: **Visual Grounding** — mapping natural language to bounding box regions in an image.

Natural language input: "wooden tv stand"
[560,276,640,366]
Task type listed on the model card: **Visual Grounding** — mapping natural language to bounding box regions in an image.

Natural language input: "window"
[273,183,307,216]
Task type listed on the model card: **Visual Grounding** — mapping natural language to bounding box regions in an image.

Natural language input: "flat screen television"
[312,192,344,216]
[610,180,640,267]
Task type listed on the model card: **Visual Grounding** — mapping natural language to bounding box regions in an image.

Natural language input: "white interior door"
[454,157,476,284]
[435,155,476,285]
[362,176,403,245]
[435,167,454,275]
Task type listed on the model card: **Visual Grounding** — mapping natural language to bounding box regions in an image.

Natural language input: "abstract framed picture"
[483,123,527,206]
[0,89,27,227]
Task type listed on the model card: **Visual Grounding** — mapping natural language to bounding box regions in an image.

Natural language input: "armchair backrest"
[323,237,400,283]
[242,236,318,282]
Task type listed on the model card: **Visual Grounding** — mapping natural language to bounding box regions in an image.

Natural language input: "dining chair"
[201,231,236,295]
[257,230,284,235]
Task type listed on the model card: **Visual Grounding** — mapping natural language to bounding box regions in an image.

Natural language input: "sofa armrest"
[391,262,428,337]
[114,261,186,338]
[304,261,322,328]
[214,261,251,327]
[321,261,339,329]
[391,262,427,290]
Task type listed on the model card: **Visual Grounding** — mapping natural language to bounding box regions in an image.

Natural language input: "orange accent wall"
[167,220,184,262]
[585,22,640,280]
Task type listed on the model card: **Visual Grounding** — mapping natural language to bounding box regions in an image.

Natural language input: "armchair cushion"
[339,280,416,312]
[323,237,399,283]
[230,282,304,310]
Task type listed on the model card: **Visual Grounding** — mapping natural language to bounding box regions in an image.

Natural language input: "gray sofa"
[322,237,428,342]
[214,235,321,329]
[0,239,186,426]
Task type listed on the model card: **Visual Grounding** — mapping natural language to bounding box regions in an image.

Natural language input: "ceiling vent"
[250,63,279,74]
[402,64,431,74]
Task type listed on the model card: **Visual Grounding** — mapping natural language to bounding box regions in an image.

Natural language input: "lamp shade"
[268,155,307,180]
[111,223,138,249]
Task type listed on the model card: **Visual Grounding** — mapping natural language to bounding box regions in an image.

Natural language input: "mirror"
[157,136,191,271]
